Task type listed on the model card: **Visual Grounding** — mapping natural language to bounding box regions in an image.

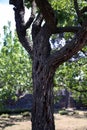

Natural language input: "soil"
[0,111,87,130]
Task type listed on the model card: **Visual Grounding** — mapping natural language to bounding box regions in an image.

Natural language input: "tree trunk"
[32,25,55,130]
[9,1,87,130]
[32,66,55,130]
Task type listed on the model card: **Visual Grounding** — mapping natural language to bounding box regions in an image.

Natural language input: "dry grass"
[0,111,87,130]
[55,114,87,130]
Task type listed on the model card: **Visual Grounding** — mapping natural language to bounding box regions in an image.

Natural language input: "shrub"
[59,110,68,115]
[1,113,10,118]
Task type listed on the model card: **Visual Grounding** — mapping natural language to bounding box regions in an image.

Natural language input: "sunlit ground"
[0,110,87,130]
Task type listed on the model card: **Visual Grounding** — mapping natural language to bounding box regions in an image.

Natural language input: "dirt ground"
[54,114,87,130]
[0,111,87,130]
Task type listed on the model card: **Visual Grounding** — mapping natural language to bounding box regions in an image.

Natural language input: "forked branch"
[9,0,37,58]
[47,25,87,69]
[35,0,57,31]
[25,0,37,29]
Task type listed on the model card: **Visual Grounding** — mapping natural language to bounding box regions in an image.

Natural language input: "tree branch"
[35,0,57,31]
[32,13,43,41]
[81,6,87,14]
[47,25,87,69]
[55,26,81,33]
[25,0,37,29]
[9,0,34,58]
[74,0,81,18]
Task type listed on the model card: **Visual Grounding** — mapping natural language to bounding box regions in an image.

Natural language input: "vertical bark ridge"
[32,67,55,130]
[32,24,55,130]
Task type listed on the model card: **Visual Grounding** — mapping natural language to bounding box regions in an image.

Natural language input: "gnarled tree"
[9,0,87,130]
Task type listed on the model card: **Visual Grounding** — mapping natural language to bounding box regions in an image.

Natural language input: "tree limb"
[9,0,35,58]
[32,13,43,41]
[73,0,82,23]
[81,6,87,14]
[25,0,37,29]
[55,26,81,33]
[35,0,57,31]
[47,25,87,69]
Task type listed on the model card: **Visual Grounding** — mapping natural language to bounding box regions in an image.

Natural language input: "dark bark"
[81,6,87,14]
[9,0,87,130]
[32,24,55,130]
[35,0,57,31]
[32,63,55,130]
[74,0,81,18]
[10,0,37,58]
[55,26,81,33]
[47,24,87,69]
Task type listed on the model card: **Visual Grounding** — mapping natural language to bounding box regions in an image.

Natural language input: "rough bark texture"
[32,24,55,130]
[9,0,87,130]
[35,0,57,31]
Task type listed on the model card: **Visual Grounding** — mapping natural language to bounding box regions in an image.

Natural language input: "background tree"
[9,0,87,130]
[54,55,87,107]
[0,22,32,104]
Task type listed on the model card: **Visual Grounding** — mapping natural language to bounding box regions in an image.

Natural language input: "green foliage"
[50,0,87,27]
[24,0,31,8]
[54,55,87,106]
[50,0,76,26]
[1,1,87,109]
[24,0,87,28]
[0,22,32,102]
